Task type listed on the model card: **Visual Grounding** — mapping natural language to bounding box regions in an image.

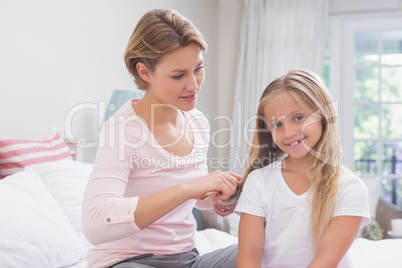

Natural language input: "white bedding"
[194,229,402,268]
[68,229,402,268]
[1,160,401,268]
[349,238,402,268]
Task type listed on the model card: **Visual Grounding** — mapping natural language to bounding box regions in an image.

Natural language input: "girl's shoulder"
[334,165,371,225]
[241,160,284,197]
[338,164,368,194]
[339,165,364,184]
[247,159,283,181]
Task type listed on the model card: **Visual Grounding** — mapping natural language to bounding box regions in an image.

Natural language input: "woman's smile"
[180,93,197,102]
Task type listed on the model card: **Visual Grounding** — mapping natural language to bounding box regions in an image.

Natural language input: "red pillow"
[0,130,72,178]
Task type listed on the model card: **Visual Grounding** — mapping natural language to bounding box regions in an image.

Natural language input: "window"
[340,15,402,208]
[354,30,402,206]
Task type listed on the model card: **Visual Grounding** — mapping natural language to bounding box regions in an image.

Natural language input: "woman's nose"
[186,75,199,92]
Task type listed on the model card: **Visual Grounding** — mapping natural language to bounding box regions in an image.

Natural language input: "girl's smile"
[286,136,306,147]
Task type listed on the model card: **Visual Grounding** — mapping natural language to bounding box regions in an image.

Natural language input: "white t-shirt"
[235,159,371,268]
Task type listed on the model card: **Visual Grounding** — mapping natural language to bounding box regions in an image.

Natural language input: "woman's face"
[264,92,323,161]
[147,43,205,111]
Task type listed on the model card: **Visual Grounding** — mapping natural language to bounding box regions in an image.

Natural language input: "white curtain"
[229,0,330,175]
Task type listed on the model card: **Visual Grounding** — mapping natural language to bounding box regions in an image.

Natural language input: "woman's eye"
[172,74,184,80]
[195,66,204,72]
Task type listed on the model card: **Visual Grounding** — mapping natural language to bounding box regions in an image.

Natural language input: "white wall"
[215,0,243,161]
[0,0,240,163]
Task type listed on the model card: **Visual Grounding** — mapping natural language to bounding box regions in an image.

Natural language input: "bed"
[1,130,402,267]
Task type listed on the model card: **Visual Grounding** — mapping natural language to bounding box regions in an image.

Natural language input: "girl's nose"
[283,123,298,138]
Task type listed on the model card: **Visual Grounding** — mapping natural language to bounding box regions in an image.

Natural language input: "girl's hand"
[213,197,238,217]
[186,170,242,201]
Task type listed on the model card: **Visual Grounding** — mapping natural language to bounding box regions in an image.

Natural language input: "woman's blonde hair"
[243,69,341,243]
[124,9,208,90]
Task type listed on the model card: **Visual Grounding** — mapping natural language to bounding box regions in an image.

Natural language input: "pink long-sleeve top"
[81,100,210,268]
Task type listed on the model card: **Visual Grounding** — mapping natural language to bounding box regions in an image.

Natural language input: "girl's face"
[146,43,205,111]
[264,92,323,161]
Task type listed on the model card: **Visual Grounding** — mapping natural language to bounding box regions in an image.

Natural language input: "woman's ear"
[136,62,151,83]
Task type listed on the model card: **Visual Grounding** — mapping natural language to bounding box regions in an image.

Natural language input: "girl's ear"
[136,62,151,83]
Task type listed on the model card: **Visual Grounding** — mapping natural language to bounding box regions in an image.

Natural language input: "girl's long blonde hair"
[243,69,341,243]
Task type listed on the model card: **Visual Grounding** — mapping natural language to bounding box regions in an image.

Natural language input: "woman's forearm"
[82,179,193,245]
[82,170,240,244]
[134,183,192,229]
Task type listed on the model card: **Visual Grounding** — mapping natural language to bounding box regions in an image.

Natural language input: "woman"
[82,8,240,268]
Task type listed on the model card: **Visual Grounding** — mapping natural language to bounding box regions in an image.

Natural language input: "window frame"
[328,12,402,206]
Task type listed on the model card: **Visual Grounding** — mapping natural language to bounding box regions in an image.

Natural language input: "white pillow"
[26,160,93,234]
[0,170,84,267]
[195,229,238,255]
[0,129,72,178]
[226,213,240,236]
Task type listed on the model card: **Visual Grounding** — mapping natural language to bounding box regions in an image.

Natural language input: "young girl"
[82,9,241,268]
[235,70,371,268]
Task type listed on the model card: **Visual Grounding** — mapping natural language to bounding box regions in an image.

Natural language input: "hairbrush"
[201,185,243,205]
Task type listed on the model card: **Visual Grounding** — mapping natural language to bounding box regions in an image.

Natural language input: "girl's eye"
[273,122,282,129]
[295,115,304,122]
[195,66,204,72]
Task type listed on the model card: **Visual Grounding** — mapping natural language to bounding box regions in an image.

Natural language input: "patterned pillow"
[0,129,72,178]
